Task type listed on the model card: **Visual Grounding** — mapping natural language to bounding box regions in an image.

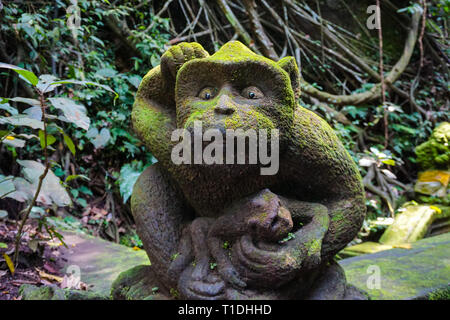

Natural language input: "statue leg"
[131,163,194,290]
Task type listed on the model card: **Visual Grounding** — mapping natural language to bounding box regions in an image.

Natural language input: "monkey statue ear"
[277,56,301,100]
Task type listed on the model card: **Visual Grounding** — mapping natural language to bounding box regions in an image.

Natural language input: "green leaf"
[76,198,88,208]
[23,106,43,120]
[15,160,72,206]
[51,79,119,100]
[36,74,60,93]
[48,97,90,130]
[0,102,18,115]
[0,115,44,130]
[63,134,76,155]
[126,75,142,89]
[86,127,111,149]
[381,159,396,166]
[3,136,26,148]
[38,130,57,149]
[30,206,46,219]
[65,174,90,183]
[391,124,417,135]
[95,68,117,78]
[118,162,149,203]
[8,97,40,106]
[0,62,39,86]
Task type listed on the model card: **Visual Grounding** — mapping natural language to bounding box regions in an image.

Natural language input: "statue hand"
[232,235,301,287]
[160,42,209,84]
[232,213,328,288]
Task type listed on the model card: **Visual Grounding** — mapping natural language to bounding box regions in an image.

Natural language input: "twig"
[363,165,394,215]
[243,0,277,60]
[13,90,50,266]
[301,9,421,106]
[216,0,259,53]
[144,0,174,33]
[375,0,388,148]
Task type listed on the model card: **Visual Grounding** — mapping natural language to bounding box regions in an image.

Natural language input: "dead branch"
[242,0,277,60]
[301,9,421,106]
[216,0,259,52]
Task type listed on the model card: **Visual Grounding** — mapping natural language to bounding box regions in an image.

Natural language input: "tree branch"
[301,9,421,106]
[242,0,278,60]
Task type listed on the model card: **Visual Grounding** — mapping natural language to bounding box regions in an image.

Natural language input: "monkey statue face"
[175,42,299,139]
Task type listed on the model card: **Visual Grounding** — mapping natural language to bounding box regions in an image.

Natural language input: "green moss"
[184,109,206,128]
[19,284,108,300]
[262,192,274,202]
[170,288,180,299]
[178,41,297,108]
[428,286,450,300]
[110,265,159,300]
[415,122,450,170]
[342,233,450,300]
[19,285,65,300]
[307,238,321,256]
[332,213,344,222]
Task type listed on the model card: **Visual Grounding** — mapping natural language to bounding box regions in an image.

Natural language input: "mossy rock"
[415,122,450,170]
[340,241,396,258]
[379,205,446,245]
[19,284,108,300]
[19,284,66,300]
[341,232,450,300]
[111,265,167,300]
[58,230,150,296]
[424,285,450,300]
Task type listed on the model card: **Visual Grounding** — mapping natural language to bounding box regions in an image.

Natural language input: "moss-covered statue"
[117,41,366,299]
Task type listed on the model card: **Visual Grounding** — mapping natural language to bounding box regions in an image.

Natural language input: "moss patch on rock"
[415,122,450,170]
[111,265,166,300]
[19,284,108,300]
[341,232,450,300]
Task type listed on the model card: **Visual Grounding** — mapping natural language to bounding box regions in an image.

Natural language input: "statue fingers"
[161,42,209,79]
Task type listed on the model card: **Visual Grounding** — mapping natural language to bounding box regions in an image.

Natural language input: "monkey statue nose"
[214,105,235,115]
[214,94,236,115]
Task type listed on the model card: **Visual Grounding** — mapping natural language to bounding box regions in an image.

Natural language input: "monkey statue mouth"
[171,121,280,176]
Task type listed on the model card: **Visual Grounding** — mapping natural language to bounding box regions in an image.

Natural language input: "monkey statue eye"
[198,87,216,100]
[242,86,264,100]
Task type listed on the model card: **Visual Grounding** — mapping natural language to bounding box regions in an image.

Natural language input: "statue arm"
[132,42,210,164]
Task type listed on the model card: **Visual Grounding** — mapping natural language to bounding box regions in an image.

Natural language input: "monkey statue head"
[132,41,301,169]
[175,41,299,140]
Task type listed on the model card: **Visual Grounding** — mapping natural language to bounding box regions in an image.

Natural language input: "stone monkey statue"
[129,41,366,299]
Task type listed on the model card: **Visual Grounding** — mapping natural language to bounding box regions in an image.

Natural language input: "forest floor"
[0,220,85,300]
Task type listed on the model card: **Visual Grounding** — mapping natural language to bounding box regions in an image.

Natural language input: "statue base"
[111,262,368,300]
